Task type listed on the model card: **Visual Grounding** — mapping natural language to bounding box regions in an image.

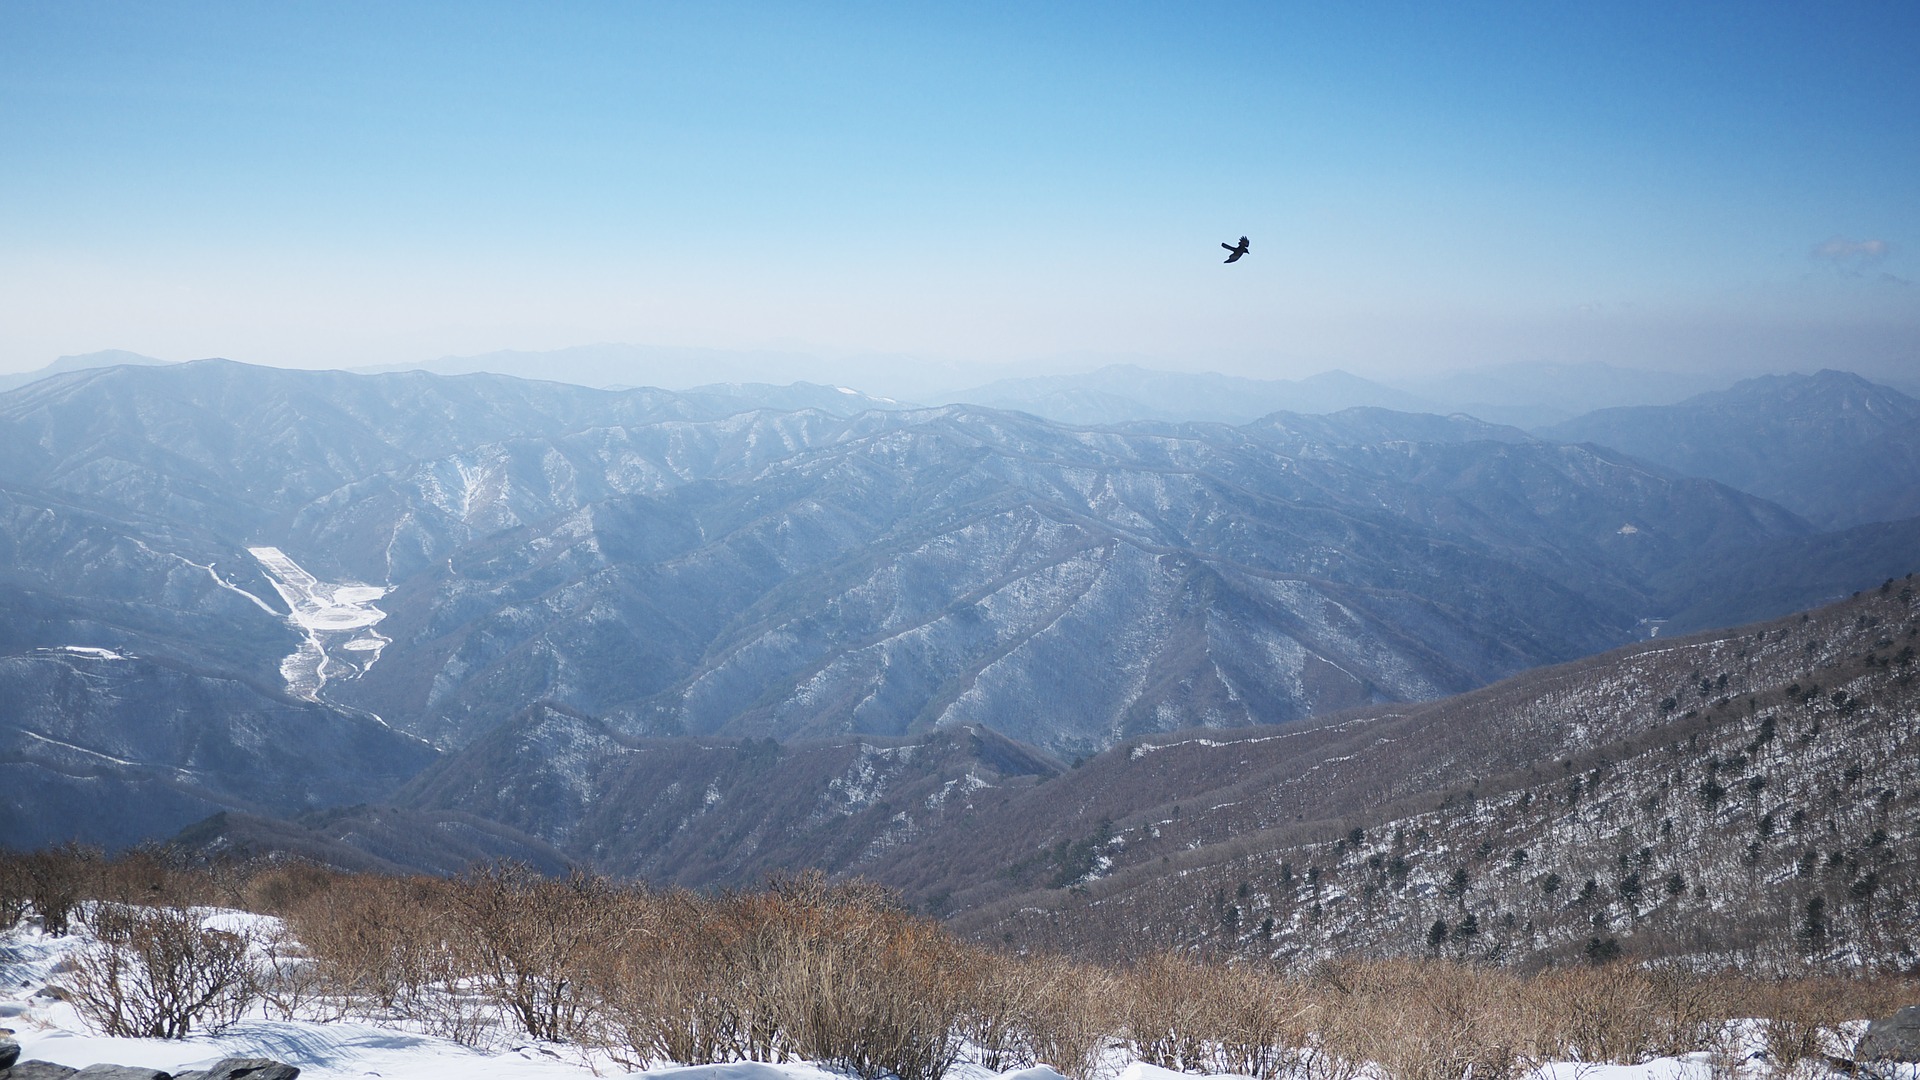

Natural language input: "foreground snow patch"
[10,1021,601,1080]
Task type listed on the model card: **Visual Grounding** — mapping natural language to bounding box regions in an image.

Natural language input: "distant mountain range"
[1540,370,1920,529]
[1398,360,1728,428]
[1,358,1914,865]
[362,343,837,394]
[934,365,1434,425]
[339,342,1740,429]
[0,350,171,394]
[939,360,1729,430]
[0,347,1791,431]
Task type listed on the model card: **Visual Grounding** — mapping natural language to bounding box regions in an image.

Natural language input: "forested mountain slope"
[945,581,1920,971]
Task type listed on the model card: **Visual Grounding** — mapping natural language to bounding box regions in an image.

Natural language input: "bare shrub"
[957,952,1117,1078]
[1023,958,1120,1080]
[1701,1016,1748,1080]
[954,951,1041,1071]
[727,873,970,1080]
[0,850,30,929]
[579,888,704,1066]
[1123,952,1213,1073]
[765,914,969,1080]
[276,871,417,1012]
[583,873,980,1080]
[1118,952,1313,1077]
[19,843,100,935]
[452,864,611,1043]
[96,846,214,909]
[239,860,341,916]
[1208,963,1314,1080]
[1532,963,1658,1064]
[278,870,489,1040]
[1311,959,1543,1080]
[1643,966,1725,1057]
[255,918,343,1022]
[1747,978,1872,1079]
[1121,949,1313,1076]
[64,904,258,1038]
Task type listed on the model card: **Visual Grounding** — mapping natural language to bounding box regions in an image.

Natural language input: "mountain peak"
[0,349,174,394]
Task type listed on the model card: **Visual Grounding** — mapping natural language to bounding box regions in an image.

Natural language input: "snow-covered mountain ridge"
[1,359,1912,861]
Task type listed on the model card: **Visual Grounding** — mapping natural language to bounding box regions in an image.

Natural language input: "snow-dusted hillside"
[962,583,1920,971]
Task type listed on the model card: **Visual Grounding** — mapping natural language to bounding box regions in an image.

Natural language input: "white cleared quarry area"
[247,546,391,700]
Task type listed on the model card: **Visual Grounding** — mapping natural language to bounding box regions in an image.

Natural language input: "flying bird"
[1221,236,1250,263]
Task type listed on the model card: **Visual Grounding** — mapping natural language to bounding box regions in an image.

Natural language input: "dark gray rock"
[69,1065,172,1080]
[1,1036,21,1070]
[6,1063,79,1080]
[171,1058,299,1080]
[1858,1004,1920,1062]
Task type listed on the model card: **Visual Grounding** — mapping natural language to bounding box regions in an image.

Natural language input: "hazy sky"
[3,2,1917,385]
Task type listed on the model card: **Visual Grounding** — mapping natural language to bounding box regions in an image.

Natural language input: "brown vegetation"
[66,903,258,1039]
[4,848,1915,1080]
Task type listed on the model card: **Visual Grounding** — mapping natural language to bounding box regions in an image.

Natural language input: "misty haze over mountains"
[366,348,1799,429]
[7,344,1875,426]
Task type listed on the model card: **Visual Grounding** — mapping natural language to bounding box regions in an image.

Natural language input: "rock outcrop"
[1858,1004,1920,1063]
[0,1057,298,1080]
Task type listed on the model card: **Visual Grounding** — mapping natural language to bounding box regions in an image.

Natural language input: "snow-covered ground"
[3,912,605,1079]
[0,912,1901,1080]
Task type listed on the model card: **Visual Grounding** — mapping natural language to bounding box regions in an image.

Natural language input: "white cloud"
[1810,236,1892,274]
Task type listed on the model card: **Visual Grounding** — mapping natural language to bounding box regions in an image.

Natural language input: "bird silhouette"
[1221,236,1250,263]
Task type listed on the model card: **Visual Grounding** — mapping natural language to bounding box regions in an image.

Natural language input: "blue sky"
[2,1,1916,386]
